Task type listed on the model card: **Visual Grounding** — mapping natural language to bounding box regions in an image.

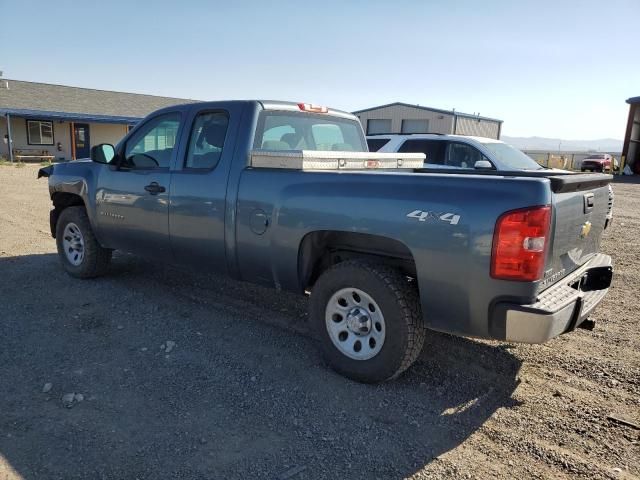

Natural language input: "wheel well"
[50,193,85,238]
[298,231,417,290]
[53,192,85,210]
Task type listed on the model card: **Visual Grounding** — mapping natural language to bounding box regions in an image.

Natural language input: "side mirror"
[91,144,115,164]
[474,159,494,170]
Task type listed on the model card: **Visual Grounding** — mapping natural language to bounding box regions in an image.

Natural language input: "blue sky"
[1,0,637,139]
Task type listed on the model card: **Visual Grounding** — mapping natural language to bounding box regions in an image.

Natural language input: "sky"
[0,0,637,140]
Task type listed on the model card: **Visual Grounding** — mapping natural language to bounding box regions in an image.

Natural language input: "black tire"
[55,206,112,278]
[310,260,426,383]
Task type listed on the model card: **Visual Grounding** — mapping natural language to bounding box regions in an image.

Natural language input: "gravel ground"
[0,164,638,480]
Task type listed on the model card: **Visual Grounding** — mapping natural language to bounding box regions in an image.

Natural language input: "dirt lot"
[0,164,638,480]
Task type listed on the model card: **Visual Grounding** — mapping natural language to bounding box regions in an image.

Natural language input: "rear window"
[366,138,391,152]
[255,112,366,152]
[585,154,606,159]
[480,141,543,170]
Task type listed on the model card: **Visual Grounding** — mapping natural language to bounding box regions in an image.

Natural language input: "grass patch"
[15,162,26,168]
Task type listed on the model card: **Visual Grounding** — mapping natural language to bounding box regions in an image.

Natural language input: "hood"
[37,158,95,179]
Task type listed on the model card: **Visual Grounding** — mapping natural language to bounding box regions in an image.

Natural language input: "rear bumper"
[490,253,612,343]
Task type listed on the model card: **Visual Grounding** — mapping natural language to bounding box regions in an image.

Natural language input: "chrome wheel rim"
[62,222,85,266]
[325,287,385,361]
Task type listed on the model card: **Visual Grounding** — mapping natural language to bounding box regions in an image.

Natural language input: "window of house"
[27,120,54,145]
[185,111,229,169]
[124,112,180,169]
[366,119,392,135]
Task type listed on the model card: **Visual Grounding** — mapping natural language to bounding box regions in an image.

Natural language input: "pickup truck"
[39,100,614,383]
[581,154,617,173]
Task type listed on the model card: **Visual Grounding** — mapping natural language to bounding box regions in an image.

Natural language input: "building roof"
[352,102,503,123]
[626,96,640,104]
[0,79,199,123]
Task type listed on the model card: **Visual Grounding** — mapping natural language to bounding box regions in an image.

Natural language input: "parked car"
[581,154,617,172]
[39,101,613,383]
[367,133,547,171]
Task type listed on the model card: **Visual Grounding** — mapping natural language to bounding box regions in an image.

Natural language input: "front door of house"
[73,123,90,159]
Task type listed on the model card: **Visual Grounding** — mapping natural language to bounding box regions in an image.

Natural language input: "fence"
[522,150,623,171]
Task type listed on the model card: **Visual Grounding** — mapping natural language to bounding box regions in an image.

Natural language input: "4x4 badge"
[407,210,460,225]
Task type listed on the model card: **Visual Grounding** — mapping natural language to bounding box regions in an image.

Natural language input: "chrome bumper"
[491,254,613,343]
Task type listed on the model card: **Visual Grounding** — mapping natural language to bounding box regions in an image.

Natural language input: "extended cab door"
[95,111,181,259]
[168,104,244,273]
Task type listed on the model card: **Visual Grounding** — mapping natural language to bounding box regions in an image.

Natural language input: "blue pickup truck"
[39,100,614,383]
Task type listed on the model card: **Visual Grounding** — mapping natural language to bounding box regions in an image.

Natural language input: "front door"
[73,123,91,159]
[95,112,181,259]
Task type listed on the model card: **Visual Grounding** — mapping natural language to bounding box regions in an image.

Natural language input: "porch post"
[6,113,14,163]
[70,121,76,160]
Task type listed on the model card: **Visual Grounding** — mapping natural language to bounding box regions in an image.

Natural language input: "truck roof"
[150,100,358,121]
[258,100,357,120]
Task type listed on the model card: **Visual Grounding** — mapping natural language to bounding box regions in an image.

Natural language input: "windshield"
[255,111,366,152]
[479,141,544,170]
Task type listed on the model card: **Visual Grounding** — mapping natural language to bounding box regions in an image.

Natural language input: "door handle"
[144,182,166,195]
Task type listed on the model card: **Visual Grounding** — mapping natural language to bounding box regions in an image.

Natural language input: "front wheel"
[310,261,426,383]
[55,206,112,278]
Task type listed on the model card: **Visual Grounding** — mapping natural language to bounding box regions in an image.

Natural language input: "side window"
[446,142,487,168]
[185,111,229,169]
[366,138,390,152]
[398,140,445,165]
[124,112,180,169]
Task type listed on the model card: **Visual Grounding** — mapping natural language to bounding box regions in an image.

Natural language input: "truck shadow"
[0,253,522,480]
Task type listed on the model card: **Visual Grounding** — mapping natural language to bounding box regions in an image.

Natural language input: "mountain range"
[501,136,623,153]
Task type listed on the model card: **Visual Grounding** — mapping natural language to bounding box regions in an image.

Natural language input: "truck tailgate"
[543,173,613,289]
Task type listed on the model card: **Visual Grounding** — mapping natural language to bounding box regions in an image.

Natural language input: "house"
[0,79,197,162]
[353,102,503,140]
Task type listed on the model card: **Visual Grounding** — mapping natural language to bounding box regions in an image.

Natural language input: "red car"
[581,154,617,172]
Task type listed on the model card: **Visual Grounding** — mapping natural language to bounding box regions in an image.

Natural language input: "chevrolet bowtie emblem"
[580,221,592,238]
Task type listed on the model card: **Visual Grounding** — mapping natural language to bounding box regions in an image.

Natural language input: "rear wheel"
[56,206,112,278]
[310,260,426,383]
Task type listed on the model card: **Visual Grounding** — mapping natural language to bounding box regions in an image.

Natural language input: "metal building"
[622,96,640,173]
[353,102,503,139]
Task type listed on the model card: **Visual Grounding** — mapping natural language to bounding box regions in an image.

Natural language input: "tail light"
[491,205,551,281]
